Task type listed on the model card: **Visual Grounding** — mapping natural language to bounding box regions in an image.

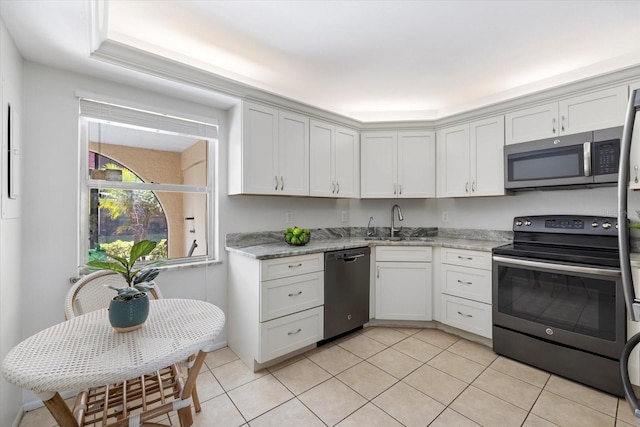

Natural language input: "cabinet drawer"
[441,248,491,270]
[441,264,491,304]
[441,294,492,338]
[260,253,324,281]
[376,246,432,262]
[260,271,324,322]
[258,306,324,363]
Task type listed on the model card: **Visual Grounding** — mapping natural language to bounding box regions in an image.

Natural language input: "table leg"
[42,392,79,427]
[177,350,208,426]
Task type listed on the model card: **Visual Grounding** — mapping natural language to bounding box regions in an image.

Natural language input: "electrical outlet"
[442,211,449,223]
[285,211,293,223]
[341,210,349,222]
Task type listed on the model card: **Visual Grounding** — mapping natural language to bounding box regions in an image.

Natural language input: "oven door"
[493,255,625,359]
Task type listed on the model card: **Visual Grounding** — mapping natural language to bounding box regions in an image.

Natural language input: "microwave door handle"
[583,142,592,176]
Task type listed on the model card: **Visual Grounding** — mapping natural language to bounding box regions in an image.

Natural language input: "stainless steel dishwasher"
[323,247,371,341]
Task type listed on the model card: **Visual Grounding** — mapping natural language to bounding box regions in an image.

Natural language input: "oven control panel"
[513,215,618,235]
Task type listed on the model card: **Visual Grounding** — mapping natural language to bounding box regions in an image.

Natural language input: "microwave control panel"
[593,139,620,175]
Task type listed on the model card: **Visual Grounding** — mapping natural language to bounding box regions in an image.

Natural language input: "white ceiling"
[3,1,640,122]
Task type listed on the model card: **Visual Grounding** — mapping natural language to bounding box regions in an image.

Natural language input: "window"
[79,99,217,266]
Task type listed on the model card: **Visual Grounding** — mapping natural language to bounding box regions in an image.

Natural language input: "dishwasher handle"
[338,253,365,263]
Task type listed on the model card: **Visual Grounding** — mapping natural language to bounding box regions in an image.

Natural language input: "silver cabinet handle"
[457,311,473,318]
[394,183,397,195]
[331,181,335,193]
[471,181,476,192]
[634,165,638,184]
[458,256,473,260]
[288,263,303,268]
[399,184,402,195]
[280,176,284,191]
[465,182,469,193]
[288,291,302,297]
[377,265,380,278]
[275,175,279,190]
[457,279,473,285]
[288,328,302,335]
[336,181,340,194]
[561,115,566,132]
[552,117,557,133]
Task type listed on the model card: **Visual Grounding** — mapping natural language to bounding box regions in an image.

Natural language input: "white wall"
[349,186,638,233]
[0,15,23,427]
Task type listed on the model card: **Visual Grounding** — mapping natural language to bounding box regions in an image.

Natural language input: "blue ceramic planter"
[108,293,149,332]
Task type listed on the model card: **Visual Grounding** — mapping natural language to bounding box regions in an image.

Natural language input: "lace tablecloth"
[2,299,225,396]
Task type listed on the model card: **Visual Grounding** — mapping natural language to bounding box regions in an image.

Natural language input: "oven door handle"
[492,256,621,277]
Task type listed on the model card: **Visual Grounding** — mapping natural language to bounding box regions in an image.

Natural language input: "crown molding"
[92,39,640,133]
[91,39,363,130]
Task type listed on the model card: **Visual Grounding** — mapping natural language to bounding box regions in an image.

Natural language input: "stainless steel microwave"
[504,127,622,190]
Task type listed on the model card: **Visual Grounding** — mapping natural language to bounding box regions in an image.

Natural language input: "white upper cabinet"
[505,86,628,145]
[629,82,640,190]
[309,120,359,198]
[471,116,506,196]
[504,102,558,145]
[278,111,310,195]
[437,115,505,198]
[361,130,435,198]
[229,101,309,196]
[437,124,470,198]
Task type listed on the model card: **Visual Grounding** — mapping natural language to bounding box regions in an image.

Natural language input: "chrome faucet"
[367,216,377,237]
[391,204,404,238]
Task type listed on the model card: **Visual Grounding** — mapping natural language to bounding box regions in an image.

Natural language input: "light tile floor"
[17,326,640,427]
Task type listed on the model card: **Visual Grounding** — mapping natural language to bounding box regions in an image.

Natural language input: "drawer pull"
[288,328,302,336]
[457,311,473,318]
[288,291,303,297]
[457,279,473,285]
[457,256,473,261]
[288,263,303,268]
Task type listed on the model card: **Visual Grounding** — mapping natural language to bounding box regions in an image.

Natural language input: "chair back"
[65,270,163,320]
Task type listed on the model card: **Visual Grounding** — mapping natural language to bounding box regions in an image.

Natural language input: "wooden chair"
[65,270,202,426]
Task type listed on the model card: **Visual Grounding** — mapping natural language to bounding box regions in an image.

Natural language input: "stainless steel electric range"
[492,215,625,396]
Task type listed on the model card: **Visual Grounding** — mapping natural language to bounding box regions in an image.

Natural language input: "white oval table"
[2,298,225,427]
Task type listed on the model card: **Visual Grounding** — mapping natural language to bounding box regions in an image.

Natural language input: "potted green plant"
[86,240,161,332]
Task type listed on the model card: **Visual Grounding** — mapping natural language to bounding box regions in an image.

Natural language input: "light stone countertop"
[225,228,510,260]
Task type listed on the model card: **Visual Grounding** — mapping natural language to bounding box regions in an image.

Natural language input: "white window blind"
[79,98,218,140]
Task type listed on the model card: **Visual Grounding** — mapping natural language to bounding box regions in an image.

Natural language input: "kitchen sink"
[363,236,433,242]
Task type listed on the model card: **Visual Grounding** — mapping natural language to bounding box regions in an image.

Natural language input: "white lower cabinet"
[437,248,492,338]
[375,246,432,321]
[440,294,491,338]
[259,306,323,363]
[628,267,640,386]
[228,252,324,371]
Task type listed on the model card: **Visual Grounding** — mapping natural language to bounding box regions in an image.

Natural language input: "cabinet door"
[242,102,279,194]
[505,102,558,145]
[558,86,627,135]
[309,120,335,197]
[470,115,505,197]
[629,110,640,190]
[397,131,436,198]
[278,111,309,196]
[361,132,397,198]
[375,261,432,321]
[437,124,470,198]
[334,127,360,198]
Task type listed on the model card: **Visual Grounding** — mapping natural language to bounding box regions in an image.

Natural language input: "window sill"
[158,258,222,271]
